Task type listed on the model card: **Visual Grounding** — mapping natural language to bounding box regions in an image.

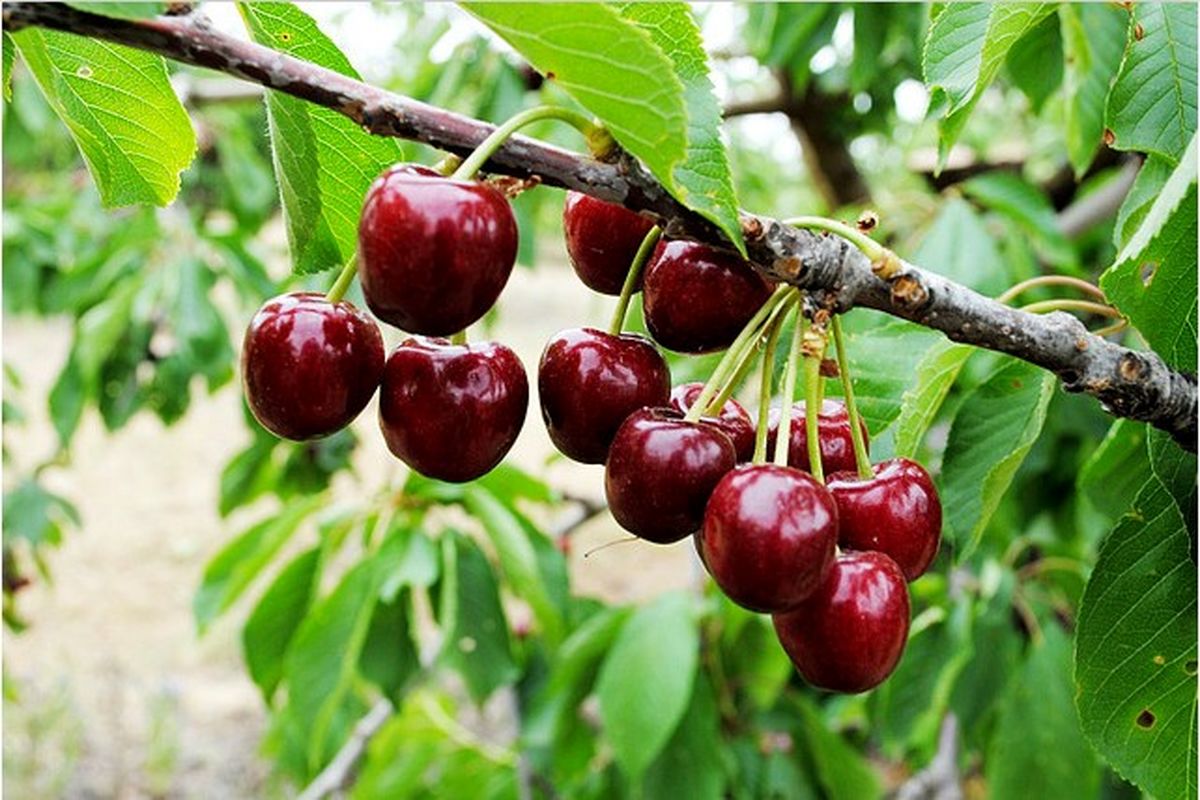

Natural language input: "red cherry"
[537,327,670,464]
[242,292,384,441]
[604,408,737,544]
[641,240,774,353]
[358,163,517,336]
[766,399,869,475]
[772,550,910,693]
[378,337,527,483]
[668,382,755,462]
[827,458,942,581]
[562,191,656,295]
[697,464,838,612]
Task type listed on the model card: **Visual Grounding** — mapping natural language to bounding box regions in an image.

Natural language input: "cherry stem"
[1019,298,1122,318]
[784,215,886,260]
[773,303,805,468]
[608,226,662,336]
[803,338,825,484]
[684,286,796,423]
[325,254,358,304]
[996,275,1107,304]
[753,302,788,463]
[451,105,608,182]
[832,316,872,480]
[1093,319,1129,337]
[709,292,796,415]
[450,329,468,345]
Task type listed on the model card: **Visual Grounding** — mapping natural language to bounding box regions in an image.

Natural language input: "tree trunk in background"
[780,72,871,210]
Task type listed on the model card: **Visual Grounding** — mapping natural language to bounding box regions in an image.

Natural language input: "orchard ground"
[2,248,700,798]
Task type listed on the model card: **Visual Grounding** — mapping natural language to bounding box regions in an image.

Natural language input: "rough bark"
[4,3,1195,450]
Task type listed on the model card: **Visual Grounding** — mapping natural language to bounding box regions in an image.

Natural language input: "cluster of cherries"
[241,159,942,694]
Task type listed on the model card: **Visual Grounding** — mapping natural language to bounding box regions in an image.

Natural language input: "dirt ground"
[2,262,700,798]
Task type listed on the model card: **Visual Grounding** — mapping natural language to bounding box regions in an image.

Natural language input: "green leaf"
[850,4,891,93]
[642,674,724,800]
[1075,477,1198,799]
[893,341,973,458]
[1077,420,1150,520]
[615,3,744,255]
[48,351,86,448]
[9,28,195,206]
[961,172,1075,267]
[989,627,1100,798]
[1106,3,1197,164]
[242,546,321,702]
[193,496,323,632]
[1113,155,1174,250]
[1100,134,1197,371]
[463,3,744,254]
[911,197,1008,295]
[436,534,518,704]
[1146,428,1197,528]
[2,477,80,548]
[596,591,698,780]
[940,359,1056,554]
[66,3,168,20]
[795,697,882,800]
[463,486,563,645]
[1004,10,1062,113]
[3,32,14,103]
[359,589,420,699]
[1059,3,1127,176]
[238,2,404,274]
[923,3,1055,166]
[218,436,278,517]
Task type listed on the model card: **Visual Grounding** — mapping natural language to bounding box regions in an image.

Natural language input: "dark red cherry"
[358,163,517,336]
[827,458,942,581]
[641,239,774,353]
[697,464,837,612]
[562,191,656,295]
[538,327,670,464]
[242,292,384,441]
[379,337,527,483]
[772,550,910,694]
[766,399,869,475]
[668,382,755,462]
[605,408,737,544]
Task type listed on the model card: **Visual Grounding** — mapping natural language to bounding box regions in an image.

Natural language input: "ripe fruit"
[358,163,518,336]
[772,550,910,693]
[697,464,837,612]
[668,382,755,462]
[767,399,869,475]
[642,240,774,353]
[242,292,384,441]
[562,191,656,295]
[537,327,671,464]
[379,337,527,483]
[605,408,737,544]
[827,458,942,581]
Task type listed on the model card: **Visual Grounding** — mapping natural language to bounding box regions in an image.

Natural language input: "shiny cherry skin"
[668,382,755,462]
[766,399,869,475]
[378,337,528,483]
[242,292,384,441]
[605,408,737,544]
[697,464,838,612]
[358,163,518,336]
[772,550,910,693]
[826,458,942,581]
[641,240,774,353]
[562,191,656,295]
[538,327,671,464]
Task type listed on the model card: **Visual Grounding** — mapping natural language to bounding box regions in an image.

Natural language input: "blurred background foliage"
[2,3,1184,798]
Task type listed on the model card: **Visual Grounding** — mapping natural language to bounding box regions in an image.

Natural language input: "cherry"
[766,399,869,475]
[378,336,527,483]
[562,191,656,295]
[358,163,517,336]
[605,408,736,544]
[826,458,942,581]
[697,464,837,612]
[641,240,774,353]
[242,292,384,441]
[772,550,910,693]
[668,382,755,462]
[537,327,671,464]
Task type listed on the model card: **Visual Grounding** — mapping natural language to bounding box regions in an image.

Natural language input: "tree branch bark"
[4,2,1195,450]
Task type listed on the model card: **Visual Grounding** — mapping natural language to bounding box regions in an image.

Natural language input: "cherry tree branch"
[4,2,1195,450]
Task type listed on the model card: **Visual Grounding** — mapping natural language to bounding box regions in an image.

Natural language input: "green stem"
[452,105,605,181]
[784,215,886,261]
[709,292,795,414]
[996,275,1106,305]
[753,305,787,464]
[803,344,825,484]
[773,304,805,468]
[685,287,796,423]
[832,316,872,480]
[325,255,358,303]
[1019,298,1121,318]
[608,227,661,335]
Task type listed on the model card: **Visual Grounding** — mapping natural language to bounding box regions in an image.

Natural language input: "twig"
[1056,157,1141,238]
[3,2,1195,450]
[296,698,393,800]
[894,714,963,800]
